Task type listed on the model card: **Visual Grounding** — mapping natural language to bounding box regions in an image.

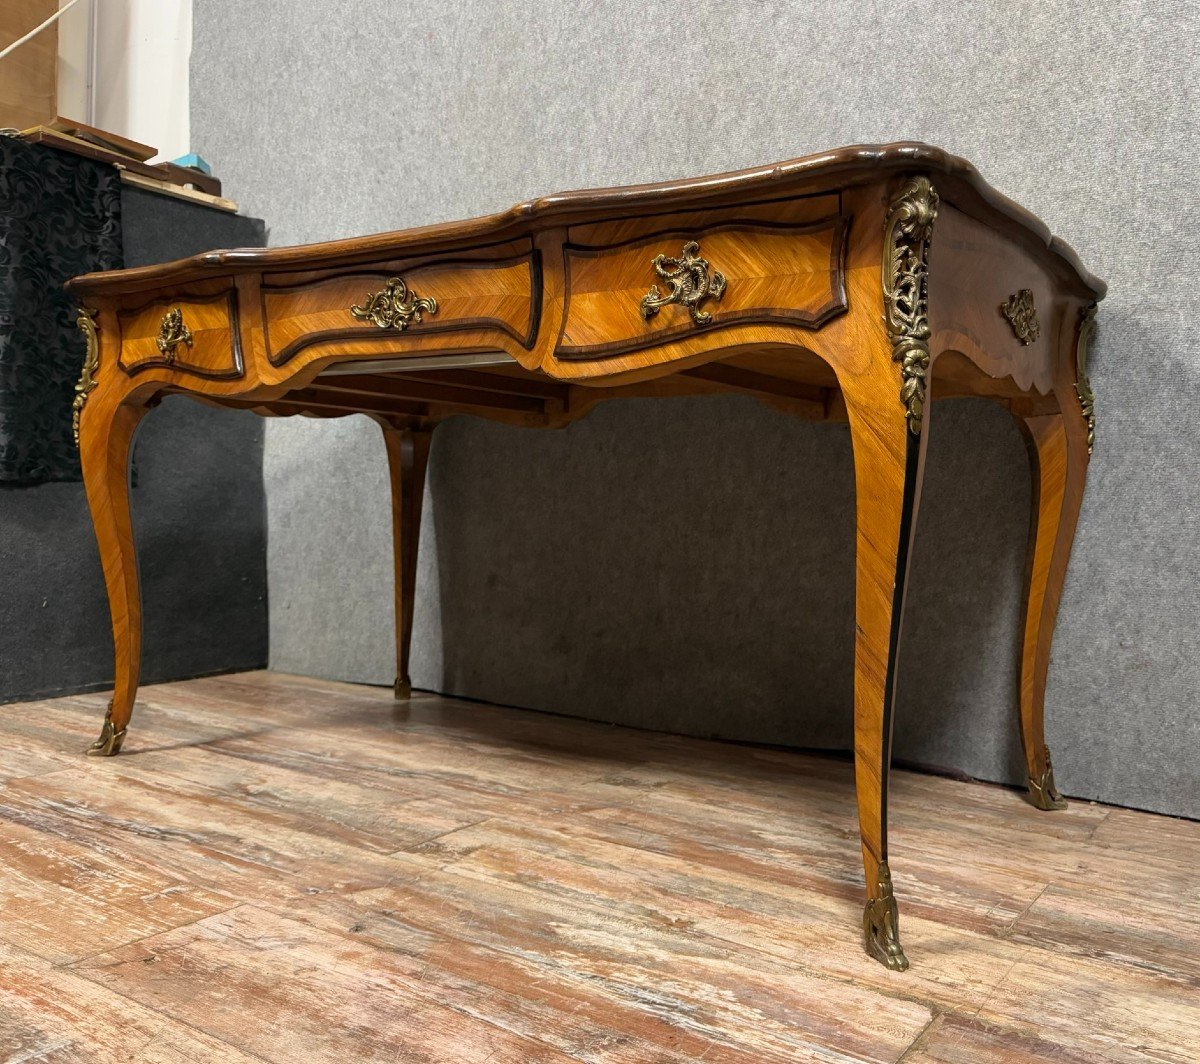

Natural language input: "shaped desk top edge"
[66,141,1105,432]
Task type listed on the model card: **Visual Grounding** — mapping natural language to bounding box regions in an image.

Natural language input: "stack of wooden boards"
[15,118,236,213]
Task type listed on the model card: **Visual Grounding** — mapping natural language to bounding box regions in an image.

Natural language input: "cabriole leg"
[78,392,150,756]
[380,422,433,700]
[842,372,930,972]
[1015,410,1089,809]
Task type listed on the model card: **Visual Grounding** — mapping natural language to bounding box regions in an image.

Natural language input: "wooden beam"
[682,363,828,416]
[217,390,430,420]
[310,374,548,414]
[389,368,569,401]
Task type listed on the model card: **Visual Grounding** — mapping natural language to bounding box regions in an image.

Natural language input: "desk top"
[68,143,1104,301]
[66,141,1106,442]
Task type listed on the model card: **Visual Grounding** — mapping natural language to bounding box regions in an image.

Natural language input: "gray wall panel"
[193,0,1198,816]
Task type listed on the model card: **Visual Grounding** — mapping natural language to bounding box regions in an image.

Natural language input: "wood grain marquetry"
[261,243,539,366]
[554,196,847,360]
[557,219,847,359]
[65,143,1107,974]
[928,203,1058,396]
[116,289,243,379]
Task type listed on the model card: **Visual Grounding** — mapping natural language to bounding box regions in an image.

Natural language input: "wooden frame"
[67,142,1105,970]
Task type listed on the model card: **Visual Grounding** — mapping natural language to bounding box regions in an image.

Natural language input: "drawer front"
[555,214,848,360]
[261,247,539,366]
[118,291,242,379]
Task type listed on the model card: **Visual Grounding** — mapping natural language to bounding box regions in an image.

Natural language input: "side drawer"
[260,244,539,366]
[555,208,848,361]
[118,290,243,379]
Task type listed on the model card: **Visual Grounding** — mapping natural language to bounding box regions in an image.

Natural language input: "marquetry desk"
[67,143,1105,970]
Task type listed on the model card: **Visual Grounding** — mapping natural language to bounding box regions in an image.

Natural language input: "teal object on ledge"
[170,152,213,176]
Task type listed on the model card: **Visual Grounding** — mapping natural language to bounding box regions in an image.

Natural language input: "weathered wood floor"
[1,671,1197,1063]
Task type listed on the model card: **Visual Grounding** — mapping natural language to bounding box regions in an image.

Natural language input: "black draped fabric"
[0,138,122,485]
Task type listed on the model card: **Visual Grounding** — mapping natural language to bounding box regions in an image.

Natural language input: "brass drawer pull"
[350,277,437,331]
[156,307,193,363]
[639,240,726,326]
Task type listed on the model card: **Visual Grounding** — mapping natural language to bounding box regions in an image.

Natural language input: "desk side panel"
[928,203,1089,398]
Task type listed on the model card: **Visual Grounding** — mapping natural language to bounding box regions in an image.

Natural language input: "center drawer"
[260,242,539,366]
[554,197,848,361]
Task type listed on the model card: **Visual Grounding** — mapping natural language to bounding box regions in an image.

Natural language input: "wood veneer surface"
[2,671,1196,1063]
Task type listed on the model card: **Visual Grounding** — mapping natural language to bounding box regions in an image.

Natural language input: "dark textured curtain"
[0,138,122,485]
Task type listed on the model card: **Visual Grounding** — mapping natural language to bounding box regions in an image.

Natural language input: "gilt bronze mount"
[863,861,908,970]
[1075,304,1097,454]
[640,240,726,326]
[350,277,438,331]
[156,307,194,363]
[883,177,939,436]
[72,307,100,448]
[86,701,127,757]
[1027,745,1067,810]
[1001,289,1040,344]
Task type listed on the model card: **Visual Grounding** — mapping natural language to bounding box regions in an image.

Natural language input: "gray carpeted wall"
[191,1,1199,818]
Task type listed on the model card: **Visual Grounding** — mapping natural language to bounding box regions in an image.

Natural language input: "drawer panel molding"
[262,248,541,367]
[117,290,244,380]
[555,215,849,361]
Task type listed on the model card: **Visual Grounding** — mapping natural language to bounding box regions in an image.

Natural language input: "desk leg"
[79,394,150,756]
[381,422,432,700]
[843,376,929,972]
[1015,411,1087,809]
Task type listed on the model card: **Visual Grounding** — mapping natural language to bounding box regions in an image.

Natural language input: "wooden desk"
[67,143,1105,970]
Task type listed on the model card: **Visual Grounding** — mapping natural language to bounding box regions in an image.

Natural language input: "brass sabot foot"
[1027,746,1067,810]
[86,702,127,757]
[863,862,909,971]
[394,677,412,700]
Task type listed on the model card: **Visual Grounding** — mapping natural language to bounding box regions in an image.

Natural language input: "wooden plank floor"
[1,671,1197,1063]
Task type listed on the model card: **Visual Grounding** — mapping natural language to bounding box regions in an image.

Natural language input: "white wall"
[55,0,94,124]
[57,0,190,161]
